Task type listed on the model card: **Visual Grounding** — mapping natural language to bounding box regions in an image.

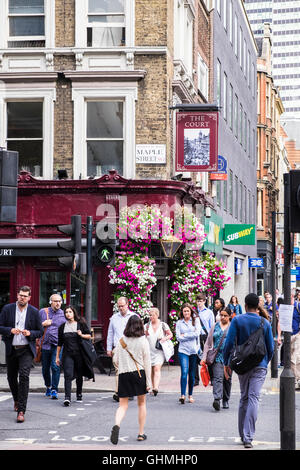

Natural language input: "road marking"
[0,395,12,402]
[58,422,68,426]
[68,414,76,417]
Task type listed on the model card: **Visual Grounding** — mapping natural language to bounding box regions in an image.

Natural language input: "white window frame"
[0,87,56,179]
[198,54,208,100]
[72,86,137,179]
[75,0,134,49]
[0,0,55,49]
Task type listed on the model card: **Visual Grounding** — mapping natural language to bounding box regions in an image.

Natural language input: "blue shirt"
[292,301,300,335]
[227,303,243,316]
[197,307,215,335]
[212,322,229,364]
[176,318,201,356]
[39,307,66,350]
[223,312,274,369]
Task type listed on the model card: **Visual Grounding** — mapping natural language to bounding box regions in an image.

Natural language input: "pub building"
[0,169,213,345]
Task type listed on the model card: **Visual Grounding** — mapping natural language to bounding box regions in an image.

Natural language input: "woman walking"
[110,315,151,445]
[145,307,173,396]
[227,296,243,317]
[56,305,93,406]
[176,303,201,404]
[213,298,226,322]
[202,307,232,411]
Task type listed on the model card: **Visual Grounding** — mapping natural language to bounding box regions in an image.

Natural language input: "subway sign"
[224,224,255,245]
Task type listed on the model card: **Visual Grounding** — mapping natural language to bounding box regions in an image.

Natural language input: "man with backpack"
[223,293,274,449]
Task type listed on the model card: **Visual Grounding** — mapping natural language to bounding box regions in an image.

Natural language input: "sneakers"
[244,442,253,449]
[76,395,83,402]
[63,399,71,407]
[213,399,220,411]
[51,389,58,400]
[45,388,51,397]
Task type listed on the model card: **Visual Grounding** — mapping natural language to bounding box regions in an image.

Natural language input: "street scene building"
[0,0,296,342]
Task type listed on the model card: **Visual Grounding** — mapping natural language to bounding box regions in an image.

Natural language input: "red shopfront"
[0,170,211,344]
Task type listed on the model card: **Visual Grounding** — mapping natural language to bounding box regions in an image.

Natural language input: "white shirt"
[106,310,136,351]
[12,302,29,346]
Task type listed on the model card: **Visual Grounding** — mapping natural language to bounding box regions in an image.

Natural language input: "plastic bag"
[200,363,210,387]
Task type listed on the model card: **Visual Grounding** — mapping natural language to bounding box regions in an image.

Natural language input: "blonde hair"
[149,307,160,318]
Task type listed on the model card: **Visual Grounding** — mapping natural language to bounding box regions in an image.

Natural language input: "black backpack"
[229,317,267,375]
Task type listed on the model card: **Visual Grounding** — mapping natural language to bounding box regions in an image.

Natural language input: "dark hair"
[245,293,259,310]
[196,293,206,301]
[18,285,31,296]
[277,297,284,305]
[180,303,197,326]
[123,315,145,338]
[214,298,225,310]
[64,305,84,323]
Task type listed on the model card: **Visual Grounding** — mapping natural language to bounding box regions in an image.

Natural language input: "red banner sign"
[176,111,219,172]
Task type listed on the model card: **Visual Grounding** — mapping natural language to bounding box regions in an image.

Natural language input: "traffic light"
[95,221,116,266]
[289,170,300,233]
[57,215,86,273]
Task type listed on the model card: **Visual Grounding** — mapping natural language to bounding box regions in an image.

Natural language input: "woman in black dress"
[110,315,151,445]
[56,305,92,406]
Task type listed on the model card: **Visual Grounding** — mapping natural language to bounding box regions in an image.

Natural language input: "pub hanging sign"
[176,111,219,172]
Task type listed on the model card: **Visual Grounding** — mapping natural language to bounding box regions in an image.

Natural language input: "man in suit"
[0,286,43,423]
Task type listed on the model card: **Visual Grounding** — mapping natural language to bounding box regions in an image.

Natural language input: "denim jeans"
[41,346,61,391]
[178,352,197,396]
[238,367,267,443]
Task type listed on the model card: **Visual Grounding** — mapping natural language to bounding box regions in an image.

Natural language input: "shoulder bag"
[34,308,49,363]
[206,326,227,366]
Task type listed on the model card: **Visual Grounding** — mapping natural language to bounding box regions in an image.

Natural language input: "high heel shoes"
[179,396,185,404]
[152,389,158,396]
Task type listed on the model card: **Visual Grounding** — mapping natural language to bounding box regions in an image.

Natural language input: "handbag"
[34,308,49,364]
[119,338,142,378]
[200,363,210,387]
[206,327,227,366]
[155,339,163,350]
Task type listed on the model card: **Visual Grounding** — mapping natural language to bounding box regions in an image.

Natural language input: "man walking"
[0,286,43,423]
[223,293,274,449]
[107,297,136,401]
[39,294,66,399]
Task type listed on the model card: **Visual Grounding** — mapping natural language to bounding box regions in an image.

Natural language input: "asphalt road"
[0,389,299,452]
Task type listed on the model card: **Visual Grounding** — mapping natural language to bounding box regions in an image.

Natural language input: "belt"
[13,345,28,350]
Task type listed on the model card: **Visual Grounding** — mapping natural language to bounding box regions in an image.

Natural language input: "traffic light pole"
[85,216,93,330]
[280,173,295,450]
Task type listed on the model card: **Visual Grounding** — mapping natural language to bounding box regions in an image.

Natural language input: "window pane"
[7,102,43,138]
[7,140,43,176]
[70,272,98,320]
[88,0,124,14]
[9,16,44,36]
[87,102,123,138]
[87,26,125,47]
[39,272,67,310]
[87,141,123,177]
[9,0,44,14]
[88,15,124,23]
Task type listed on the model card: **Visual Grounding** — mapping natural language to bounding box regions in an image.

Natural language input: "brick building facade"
[0,1,215,340]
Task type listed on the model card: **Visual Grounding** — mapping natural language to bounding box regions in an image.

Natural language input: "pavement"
[0,362,281,395]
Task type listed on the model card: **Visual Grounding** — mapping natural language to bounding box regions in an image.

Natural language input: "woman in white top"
[110,315,151,445]
[145,307,173,396]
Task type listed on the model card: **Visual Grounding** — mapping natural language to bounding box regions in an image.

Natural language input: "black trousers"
[6,346,33,413]
[63,352,84,399]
